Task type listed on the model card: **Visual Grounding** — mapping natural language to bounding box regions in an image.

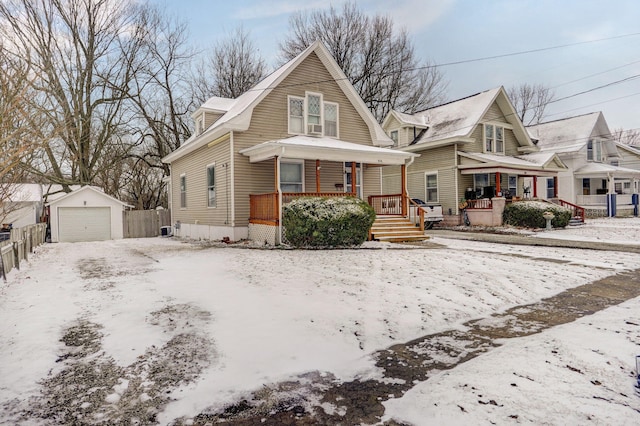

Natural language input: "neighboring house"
[162,41,417,244]
[48,186,131,243]
[381,87,567,224]
[527,112,640,217]
[0,184,46,228]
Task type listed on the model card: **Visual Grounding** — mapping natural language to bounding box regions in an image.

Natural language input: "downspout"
[277,147,285,245]
[230,132,236,227]
[454,143,459,214]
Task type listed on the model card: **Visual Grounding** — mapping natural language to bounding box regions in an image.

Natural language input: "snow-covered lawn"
[1,216,639,424]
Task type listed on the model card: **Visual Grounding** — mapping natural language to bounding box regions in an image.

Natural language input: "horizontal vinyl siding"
[171,139,231,226]
[504,129,519,156]
[233,51,376,225]
[484,103,506,121]
[363,165,381,198]
[382,165,402,193]
[204,112,223,129]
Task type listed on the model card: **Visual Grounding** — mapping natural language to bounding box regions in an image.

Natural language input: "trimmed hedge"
[502,201,572,228]
[283,196,376,248]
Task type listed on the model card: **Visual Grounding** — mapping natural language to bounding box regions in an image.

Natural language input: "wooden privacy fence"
[0,223,47,281]
[123,209,172,238]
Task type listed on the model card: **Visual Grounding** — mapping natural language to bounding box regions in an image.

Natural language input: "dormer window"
[288,93,338,137]
[587,139,602,162]
[390,130,398,146]
[196,117,204,135]
[484,124,504,154]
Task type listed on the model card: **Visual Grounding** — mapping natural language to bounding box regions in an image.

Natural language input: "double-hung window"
[207,164,216,207]
[425,173,438,202]
[587,139,602,162]
[484,124,504,154]
[390,130,399,146]
[180,174,186,208]
[324,102,338,137]
[280,161,304,193]
[288,96,305,134]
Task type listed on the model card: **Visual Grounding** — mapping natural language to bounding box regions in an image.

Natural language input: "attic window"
[587,139,602,162]
[484,124,504,154]
[390,130,398,145]
[288,93,338,137]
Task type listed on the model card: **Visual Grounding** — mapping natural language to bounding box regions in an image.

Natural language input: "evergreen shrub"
[502,201,572,228]
[283,196,376,248]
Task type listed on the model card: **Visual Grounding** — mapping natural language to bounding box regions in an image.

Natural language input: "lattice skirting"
[248,223,278,245]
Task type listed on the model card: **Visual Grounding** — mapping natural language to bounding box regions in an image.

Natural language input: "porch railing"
[466,198,492,209]
[556,199,585,222]
[249,192,354,225]
[368,194,403,215]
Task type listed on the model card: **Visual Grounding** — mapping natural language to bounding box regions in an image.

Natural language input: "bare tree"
[0,0,145,191]
[128,4,195,180]
[0,45,41,223]
[612,128,640,146]
[279,2,448,121]
[192,26,267,104]
[507,83,556,126]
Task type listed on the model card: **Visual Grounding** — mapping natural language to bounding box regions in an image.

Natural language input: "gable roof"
[47,186,131,207]
[458,151,566,174]
[385,87,536,152]
[526,112,611,153]
[164,41,391,163]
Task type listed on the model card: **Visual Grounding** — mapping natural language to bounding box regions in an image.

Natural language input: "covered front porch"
[240,136,419,244]
[574,163,640,218]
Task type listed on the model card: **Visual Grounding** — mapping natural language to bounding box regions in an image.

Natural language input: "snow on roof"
[573,162,640,177]
[199,96,237,114]
[406,88,502,145]
[393,111,428,127]
[240,135,416,165]
[463,152,555,169]
[527,112,604,153]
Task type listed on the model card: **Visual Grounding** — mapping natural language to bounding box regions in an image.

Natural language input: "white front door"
[344,162,362,198]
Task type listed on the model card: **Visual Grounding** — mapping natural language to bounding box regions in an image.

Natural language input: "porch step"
[569,217,585,226]
[370,215,429,243]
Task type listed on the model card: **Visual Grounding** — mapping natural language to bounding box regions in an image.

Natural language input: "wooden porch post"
[316,159,321,193]
[401,164,408,217]
[351,162,357,196]
[495,171,501,195]
[554,176,558,198]
[533,176,538,198]
[274,157,278,191]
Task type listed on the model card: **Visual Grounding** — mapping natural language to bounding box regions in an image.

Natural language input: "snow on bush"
[502,200,572,228]
[282,196,376,248]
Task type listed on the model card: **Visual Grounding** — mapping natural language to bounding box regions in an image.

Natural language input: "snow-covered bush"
[283,196,376,248]
[502,201,572,228]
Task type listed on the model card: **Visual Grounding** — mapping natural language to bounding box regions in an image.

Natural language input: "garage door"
[58,207,111,242]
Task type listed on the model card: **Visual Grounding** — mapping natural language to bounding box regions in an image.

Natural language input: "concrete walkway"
[426,229,640,253]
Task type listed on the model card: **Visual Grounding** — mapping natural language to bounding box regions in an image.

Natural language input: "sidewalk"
[427,228,640,253]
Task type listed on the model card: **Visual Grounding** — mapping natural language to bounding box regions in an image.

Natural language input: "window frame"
[206,163,216,208]
[288,95,305,135]
[390,130,399,146]
[587,139,602,162]
[280,159,305,193]
[323,101,339,138]
[546,178,555,199]
[424,172,438,203]
[484,123,505,154]
[179,173,187,209]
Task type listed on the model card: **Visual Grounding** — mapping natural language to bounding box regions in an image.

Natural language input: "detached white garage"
[48,186,131,243]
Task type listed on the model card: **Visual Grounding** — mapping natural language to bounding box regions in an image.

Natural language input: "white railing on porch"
[577,194,634,206]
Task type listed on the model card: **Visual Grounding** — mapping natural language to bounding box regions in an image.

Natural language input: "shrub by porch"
[503,201,572,228]
[283,197,376,248]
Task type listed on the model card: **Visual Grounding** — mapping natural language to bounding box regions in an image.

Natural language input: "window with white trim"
[484,124,504,153]
[546,178,555,199]
[180,174,186,208]
[280,161,304,193]
[287,92,339,137]
[324,102,338,137]
[288,96,304,134]
[207,164,216,207]
[508,175,517,197]
[587,139,602,162]
[390,130,399,146]
[425,173,438,203]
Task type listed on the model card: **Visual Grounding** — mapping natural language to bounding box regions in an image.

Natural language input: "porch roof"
[239,135,418,165]
[574,162,640,178]
[458,151,566,176]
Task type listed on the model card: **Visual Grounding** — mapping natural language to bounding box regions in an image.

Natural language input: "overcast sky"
[155,0,640,131]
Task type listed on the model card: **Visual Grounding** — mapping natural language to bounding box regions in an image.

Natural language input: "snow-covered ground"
[0,217,639,424]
